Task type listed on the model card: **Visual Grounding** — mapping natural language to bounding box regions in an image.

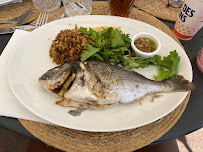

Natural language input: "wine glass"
[167,0,184,8]
[32,0,61,12]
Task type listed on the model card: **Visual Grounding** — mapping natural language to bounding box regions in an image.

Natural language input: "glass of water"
[167,0,185,8]
[32,0,61,12]
[62,0,92,17]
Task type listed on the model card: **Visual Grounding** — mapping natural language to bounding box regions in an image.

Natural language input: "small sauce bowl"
[131,32,161,59]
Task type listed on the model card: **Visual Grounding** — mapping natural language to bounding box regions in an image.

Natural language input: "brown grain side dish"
[49,26,90,65]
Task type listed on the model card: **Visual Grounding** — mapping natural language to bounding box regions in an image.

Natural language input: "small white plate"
[131,32,161,58]
[7,15,192,132]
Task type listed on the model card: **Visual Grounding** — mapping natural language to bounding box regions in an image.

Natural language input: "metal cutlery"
[0,8,33,25]
[35,12,49,28]
[0,13,66,34]
[0,24,36,34]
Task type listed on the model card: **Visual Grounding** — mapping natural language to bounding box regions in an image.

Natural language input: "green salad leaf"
[79,27,180,81]
[151,51,180,81]
[81,45,101,62]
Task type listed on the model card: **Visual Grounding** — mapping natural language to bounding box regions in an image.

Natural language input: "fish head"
[39,61,99,105]
[38,61,81,95]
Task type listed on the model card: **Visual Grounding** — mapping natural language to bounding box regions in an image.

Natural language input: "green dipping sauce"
[134,37,157,53]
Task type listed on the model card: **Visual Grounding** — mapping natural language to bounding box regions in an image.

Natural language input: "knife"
[0,13,67,34]
[0,24,36,34]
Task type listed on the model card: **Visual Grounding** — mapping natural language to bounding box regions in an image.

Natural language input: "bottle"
[173,0,203,40]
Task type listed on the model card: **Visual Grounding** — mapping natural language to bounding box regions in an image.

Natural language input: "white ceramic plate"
[7,15,192,132]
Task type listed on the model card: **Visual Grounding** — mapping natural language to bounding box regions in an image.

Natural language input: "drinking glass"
[32,0,61,12]
[108,0,135,17]
[62,0,92,17]
[167,0,185,8]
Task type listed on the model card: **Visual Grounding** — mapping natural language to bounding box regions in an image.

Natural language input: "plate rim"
[7,15,193,132]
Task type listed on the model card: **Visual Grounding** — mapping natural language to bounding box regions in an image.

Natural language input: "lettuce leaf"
[153,50,180,81]
[81,45,101,62]
[145,50,180,81]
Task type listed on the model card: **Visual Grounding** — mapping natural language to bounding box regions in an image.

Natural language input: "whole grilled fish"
[39,61,195,110]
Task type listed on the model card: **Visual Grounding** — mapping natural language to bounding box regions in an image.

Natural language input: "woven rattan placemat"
[19,93,190,152]
[0,0,65,29]
[134,0,181,22]
[2,1,189,151]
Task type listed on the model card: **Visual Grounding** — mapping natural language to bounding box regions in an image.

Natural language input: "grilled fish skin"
[39,61,195,109]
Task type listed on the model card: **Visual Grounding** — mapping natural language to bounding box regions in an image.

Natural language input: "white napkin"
[0,30,51,124]
[0,0,22,6]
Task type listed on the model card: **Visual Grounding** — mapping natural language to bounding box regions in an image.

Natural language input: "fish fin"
[68,108,86,116]
[134,94,163,104]
[56,99,115,109]
[150,94,163,102]
[133,98,143,105]
[165,75,196,91]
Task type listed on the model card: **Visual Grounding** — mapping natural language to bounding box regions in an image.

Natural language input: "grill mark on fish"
[78,62,86,86]
[79,75,85,86]
[85,62,106,98]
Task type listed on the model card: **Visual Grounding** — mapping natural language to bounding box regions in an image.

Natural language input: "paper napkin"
[0,0,22,6]
[0,30,51,124]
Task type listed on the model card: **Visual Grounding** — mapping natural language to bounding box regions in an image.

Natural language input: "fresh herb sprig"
[79,27,180,81]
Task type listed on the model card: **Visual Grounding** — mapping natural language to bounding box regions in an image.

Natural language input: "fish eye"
[52,68,60,74]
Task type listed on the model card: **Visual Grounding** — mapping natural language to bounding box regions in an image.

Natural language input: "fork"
[35,12,49,28]
[0,8,33,24]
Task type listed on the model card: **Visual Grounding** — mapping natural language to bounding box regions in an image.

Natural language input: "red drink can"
[173,0,203,40]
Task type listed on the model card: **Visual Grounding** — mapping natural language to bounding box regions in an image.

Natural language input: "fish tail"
[165,75,196,91]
